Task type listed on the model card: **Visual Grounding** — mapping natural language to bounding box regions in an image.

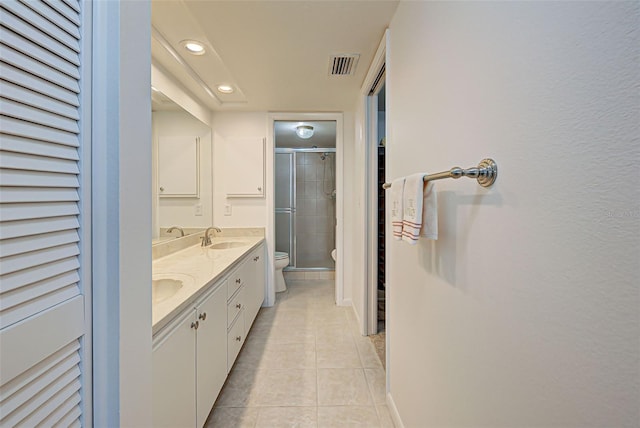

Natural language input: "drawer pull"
[253,256,259,261]
[235,335,242,342]
[198,312,207,321]
[235,278,241,284]
[235,303,242,309]
[191,321,199,330]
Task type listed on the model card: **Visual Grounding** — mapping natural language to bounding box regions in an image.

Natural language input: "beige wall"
[386,2,639,426]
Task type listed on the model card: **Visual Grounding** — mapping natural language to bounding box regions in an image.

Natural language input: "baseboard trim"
[387,392,404,428]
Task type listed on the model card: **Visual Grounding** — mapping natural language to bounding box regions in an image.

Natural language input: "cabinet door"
[196,283,227,428]
[225,138,264,197]
[158,136,200,197]
[153,309,197,428]
[245,244,266,329]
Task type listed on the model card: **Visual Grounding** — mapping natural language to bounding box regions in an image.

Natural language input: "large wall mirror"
[151,86,213,245]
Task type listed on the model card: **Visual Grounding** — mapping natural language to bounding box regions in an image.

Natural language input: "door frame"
[362,31,388,335]
[266,113,345,306]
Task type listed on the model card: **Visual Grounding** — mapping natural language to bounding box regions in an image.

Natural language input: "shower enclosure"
[275,148,336,270]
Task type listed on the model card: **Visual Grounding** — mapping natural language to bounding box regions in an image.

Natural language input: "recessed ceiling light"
[217,85,234,94]
[180,40,205,55]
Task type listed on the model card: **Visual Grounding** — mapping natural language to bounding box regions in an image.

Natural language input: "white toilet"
[274,251,290,292]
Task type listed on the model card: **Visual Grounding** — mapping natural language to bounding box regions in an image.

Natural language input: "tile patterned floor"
[206,279,394,428]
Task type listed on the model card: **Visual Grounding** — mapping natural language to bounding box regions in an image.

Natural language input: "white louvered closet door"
[0,0,89,426]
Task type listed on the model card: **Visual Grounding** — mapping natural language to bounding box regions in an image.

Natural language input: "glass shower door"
[275,152,295,266]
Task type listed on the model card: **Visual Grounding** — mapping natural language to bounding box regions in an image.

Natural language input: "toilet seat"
[275,251,288,260]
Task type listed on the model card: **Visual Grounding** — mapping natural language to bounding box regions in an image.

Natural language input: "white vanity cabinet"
[152,280,226,428]
[226,243,265,371]
[152,307,197,428]
[152,241,266,427]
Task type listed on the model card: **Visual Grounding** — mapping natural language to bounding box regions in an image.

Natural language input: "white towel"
[420,181,438,240]
[402,174,424,244]
[390,177,405,240]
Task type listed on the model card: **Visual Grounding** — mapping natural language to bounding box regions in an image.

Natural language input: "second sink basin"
[208,241,248,250]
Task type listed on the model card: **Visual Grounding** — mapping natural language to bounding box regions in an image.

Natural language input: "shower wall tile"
[304,165,317,181]
[297,199,316,216]
[304,181,317,199]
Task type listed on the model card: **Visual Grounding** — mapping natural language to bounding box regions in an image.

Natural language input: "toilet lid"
[275,251,288,260]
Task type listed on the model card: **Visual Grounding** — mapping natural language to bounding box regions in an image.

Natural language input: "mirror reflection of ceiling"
[275,121,336,149]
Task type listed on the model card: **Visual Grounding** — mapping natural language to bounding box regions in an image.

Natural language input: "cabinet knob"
[236,278,241,284]
[199,312,207,321]
[191,321,199,330]
[159,187,164,192]
[235,335,242,342]
[257,186,262,192]
[236,303,242,309]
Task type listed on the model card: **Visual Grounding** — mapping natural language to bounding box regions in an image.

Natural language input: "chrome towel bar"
[382,158,498,189]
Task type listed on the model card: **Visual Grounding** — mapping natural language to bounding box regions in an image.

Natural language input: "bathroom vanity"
[151,234,265,428]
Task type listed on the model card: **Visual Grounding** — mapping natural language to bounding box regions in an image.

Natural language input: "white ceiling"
[151,0,398,112]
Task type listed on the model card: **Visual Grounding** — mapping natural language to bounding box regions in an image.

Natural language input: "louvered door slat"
[1,0,85,423]
[0,21,80,73]
[0,201,79,222]
[0,230,79,258]
[1,271,78,312]
[0,341,79,400]
[0,187,79,204]
[0,170,79,188]
[0,257,79,294]
[0,151,80,173]
[2,0,80,50]
[0,78,80,121]
[0,45,80,93]
[42,391,82,427]
[0,242,78,275]
[59,0,79,13]
[0,345,79,415]
[0,134,79,160]
[1,283,79,328]
[0,63,79,107]
[1,97,80,134]
[42,0,80,27]
[0,216,79,240]
[0,116,79,147]
[3,368,80,426]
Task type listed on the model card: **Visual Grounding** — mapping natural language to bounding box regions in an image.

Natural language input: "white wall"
[341,110,355,304]
[212,112,268,227]
[153,111,213,231]
[92,0,152,425]
[386,2,640,427]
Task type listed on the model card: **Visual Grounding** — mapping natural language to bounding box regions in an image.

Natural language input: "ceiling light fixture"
[180,40,205,55]
[217,85,234,94]
[296,125,314,139]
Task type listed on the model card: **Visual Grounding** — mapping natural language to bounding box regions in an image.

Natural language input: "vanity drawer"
[227,263,249,299]
[227,312,245,372]
[227,286,244,327]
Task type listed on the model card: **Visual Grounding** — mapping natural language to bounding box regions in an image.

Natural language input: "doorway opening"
[274,121,337,272]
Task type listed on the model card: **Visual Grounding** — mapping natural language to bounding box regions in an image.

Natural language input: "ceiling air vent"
[328,54,360,76]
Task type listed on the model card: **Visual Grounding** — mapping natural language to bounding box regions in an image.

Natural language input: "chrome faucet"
[166,226,184,237]
[201,226,222,247]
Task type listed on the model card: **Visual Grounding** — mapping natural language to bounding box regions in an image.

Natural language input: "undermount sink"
[152,278,183,304]
[208,241,248,250]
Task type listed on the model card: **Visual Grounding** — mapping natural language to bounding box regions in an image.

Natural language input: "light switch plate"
[195,204,202,216]
[224,204,232,216]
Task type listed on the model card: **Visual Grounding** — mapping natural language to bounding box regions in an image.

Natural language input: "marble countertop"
[152,235,264,335]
